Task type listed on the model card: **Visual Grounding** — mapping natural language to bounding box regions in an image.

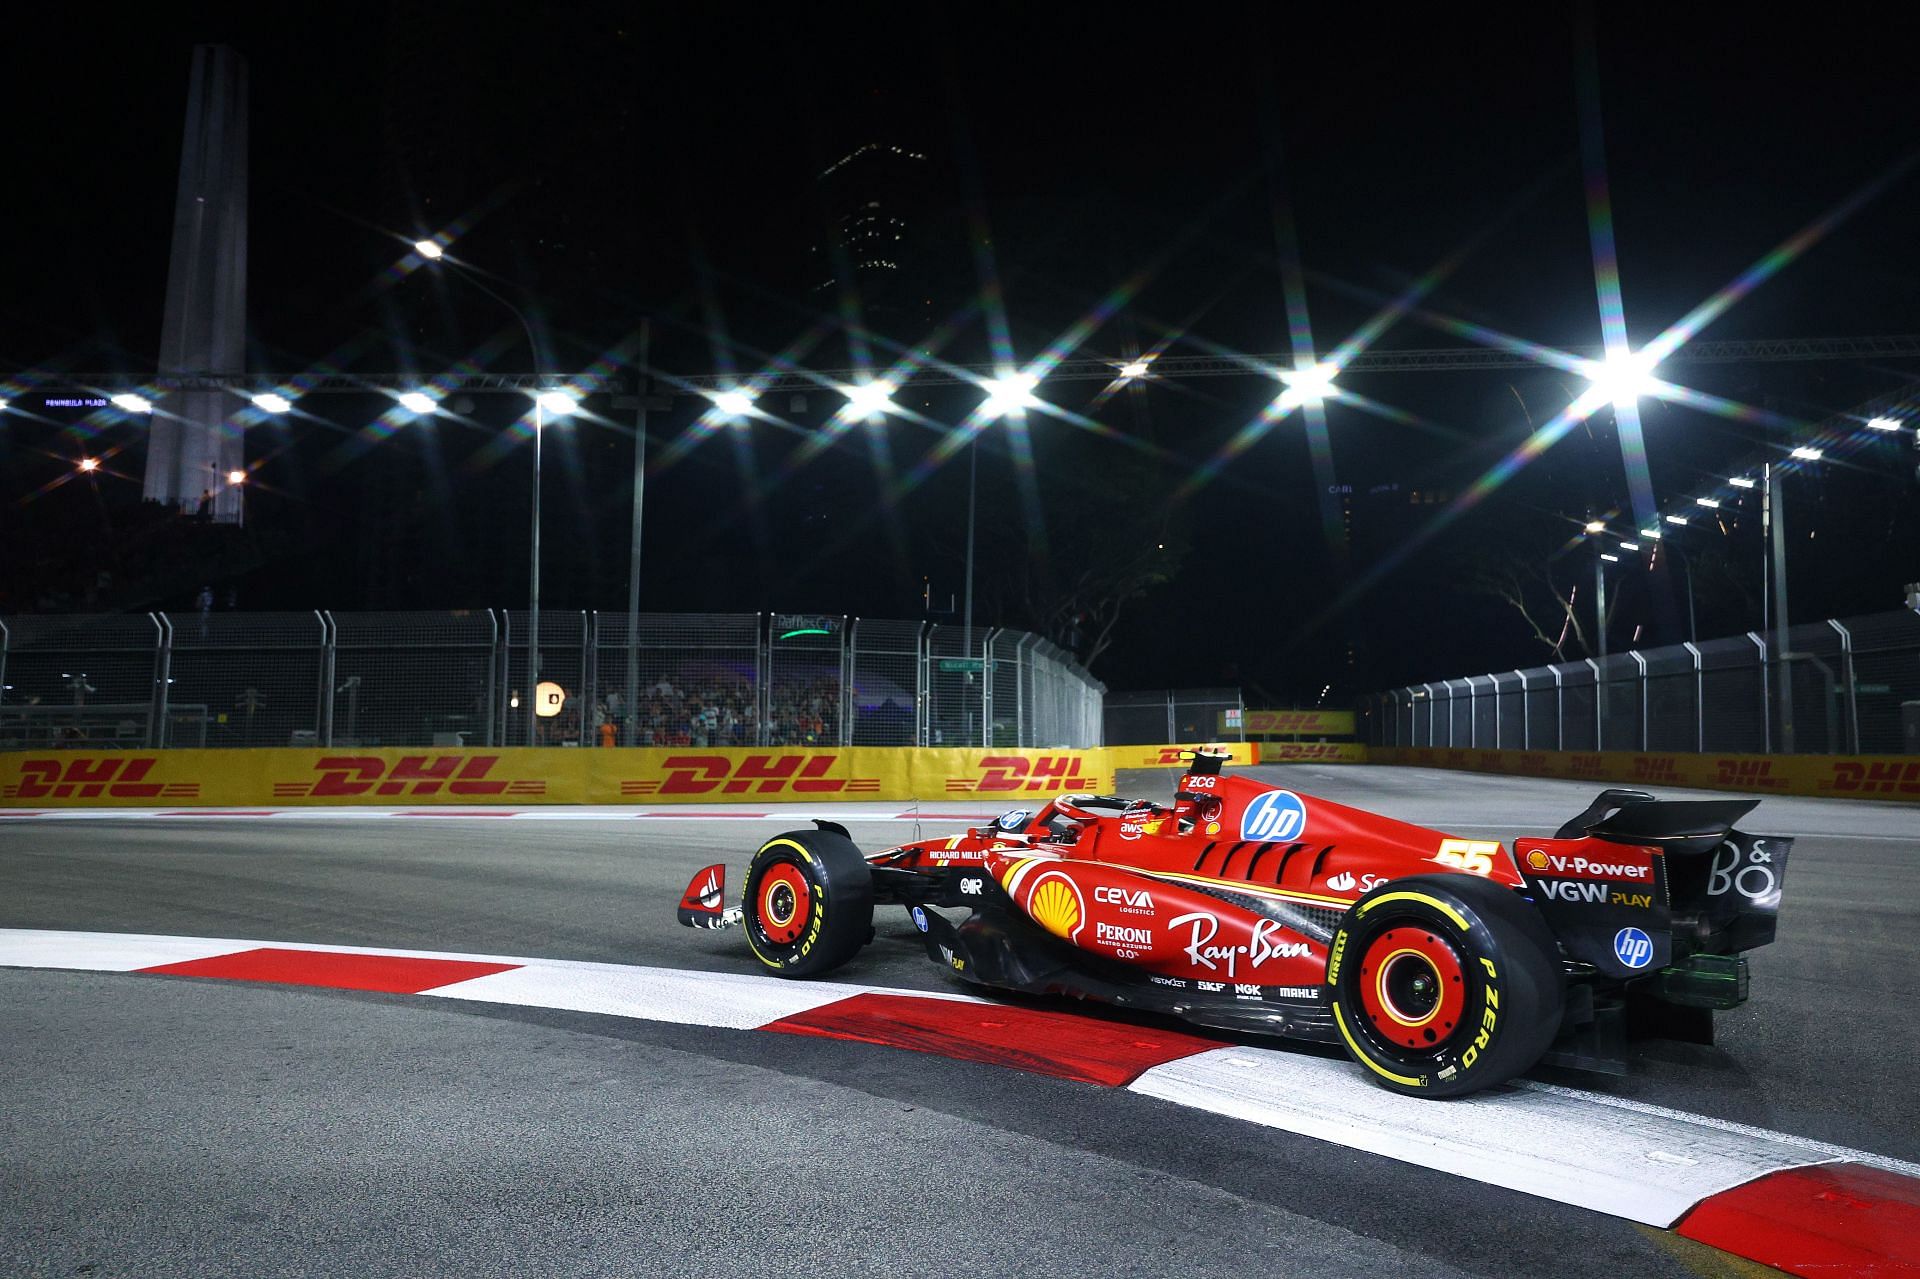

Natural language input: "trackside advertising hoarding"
[0,747,1118,809]
[1371,746,1920,802]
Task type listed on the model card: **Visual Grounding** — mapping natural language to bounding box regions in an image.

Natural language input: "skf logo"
[951,755,1096,794]
[1822,761,1920,796]
[1715,759,1788,790]
[623,754,878,796]
[3,757,198,801]
[272,755,542,798]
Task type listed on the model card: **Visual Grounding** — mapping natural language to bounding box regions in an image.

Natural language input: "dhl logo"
[1822,761,1920,795]
[2,757,199,800]
[271,755,544,798]
[1263,743,1359,761]
[1631,756,1684,783]
[1567,753,1605,777]
[1244,711,1350,733]
[949,754,1097,794]
[622,754,880,796]
[1715,759,1789,790]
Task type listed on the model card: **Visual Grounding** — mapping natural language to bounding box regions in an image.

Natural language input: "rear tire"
[1327,874,1563,1098]
[742,829,873,978]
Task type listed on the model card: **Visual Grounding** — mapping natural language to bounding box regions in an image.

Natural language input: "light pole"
[413,239,569,747]
[1583,521,1609,660]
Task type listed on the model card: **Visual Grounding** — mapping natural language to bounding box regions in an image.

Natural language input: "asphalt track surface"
[3,764,1916,1277]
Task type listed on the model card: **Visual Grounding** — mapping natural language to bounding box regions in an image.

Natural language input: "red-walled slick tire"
[1327,874,1564,1098]
[742,829,874,978]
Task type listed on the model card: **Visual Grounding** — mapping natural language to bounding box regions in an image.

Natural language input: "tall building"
[146,45,249,525]
[809,140,933,343]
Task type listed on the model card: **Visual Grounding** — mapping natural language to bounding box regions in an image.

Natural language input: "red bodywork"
[870,768,1645,990]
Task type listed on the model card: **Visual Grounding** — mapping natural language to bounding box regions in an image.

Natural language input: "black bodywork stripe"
[1193,841,1218,872]
[1274,842,1307,885]
[1309,844,1335,880]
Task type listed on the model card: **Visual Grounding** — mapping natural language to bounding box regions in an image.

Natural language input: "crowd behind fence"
[0,611,1105,751]
[1362,608,1920,756]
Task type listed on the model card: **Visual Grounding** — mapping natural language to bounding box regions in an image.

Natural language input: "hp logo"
[1613,926,1653,970]
[1241,790,1307,842]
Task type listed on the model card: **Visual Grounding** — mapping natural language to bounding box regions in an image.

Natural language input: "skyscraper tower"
[145,45,249,525]
[810,139,932,343]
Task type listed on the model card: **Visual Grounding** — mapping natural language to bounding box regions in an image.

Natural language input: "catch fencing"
[0,611,1104,751]
[1102,688,1248,746]
[1362,609,1920,756]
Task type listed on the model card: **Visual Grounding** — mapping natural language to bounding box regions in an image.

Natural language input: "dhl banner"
[0,746,1116,809]
[1109,743,1260,770]
[1371,746,1920,803]
[1224,709,1356,737]
[1254,742,1369,764]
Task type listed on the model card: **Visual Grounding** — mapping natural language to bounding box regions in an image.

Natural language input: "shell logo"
[1028,873,1085,942]
[1526,848,1549,871]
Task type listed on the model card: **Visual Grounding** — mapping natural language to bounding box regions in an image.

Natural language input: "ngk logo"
[622,754,879,796]
[1823,761,1920,796]
[953,755,1096,794]
[1715,759,1788,790]
[3,757,199,800]
[271,755,543,798]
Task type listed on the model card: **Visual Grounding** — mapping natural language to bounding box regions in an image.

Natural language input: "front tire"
[742,829,873,977]
[1328,874,1563,1098]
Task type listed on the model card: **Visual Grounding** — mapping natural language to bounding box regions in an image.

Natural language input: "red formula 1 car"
[677,753,1791,1096]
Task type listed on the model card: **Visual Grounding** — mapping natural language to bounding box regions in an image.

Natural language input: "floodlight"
[1665,514,1689,526]
[413,239,445,260]
[1276,362,1338,409]
[711,389,756,419]
[111,393,154,414]
[536,391,579,416]
[1867,417,1901,432]
[838,380,897,420]
[226,469,247,485]
[1600,553,1620,563]
[1581,349,1659,407]
[1729,476,1756,489]
[1695,497,1720,509]
[980,371,1040,419]
[398,391,438,415]
[1118,359,1151,380]
[1640,527,1662,540]
[1584,520,1606,534]
[0,398,9,411]
[1619,541,1639,552]
[1791,446,1823,461]
[251,392,293,414]
[78,457,100,473]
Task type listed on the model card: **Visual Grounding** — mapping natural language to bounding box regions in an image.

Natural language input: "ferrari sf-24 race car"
[676,753,1790,1096]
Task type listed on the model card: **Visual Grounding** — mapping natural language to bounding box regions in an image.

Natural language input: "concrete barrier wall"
[0,746,1118,809]
[1371,746,1920,802]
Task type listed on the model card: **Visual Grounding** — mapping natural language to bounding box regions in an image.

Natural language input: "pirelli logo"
[949,754,1097,794]
[271,755,544,798]
[621,754,880,796]
[2,757,199,800]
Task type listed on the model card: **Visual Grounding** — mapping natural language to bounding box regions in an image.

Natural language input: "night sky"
[4,4,1917,701]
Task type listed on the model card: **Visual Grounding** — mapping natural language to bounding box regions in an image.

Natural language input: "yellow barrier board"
[1108,743,1259,770]
[1255,742,1369,764]
[1370,746,1920,802]
[0,746,1117,808]
[1225,709,1356,737]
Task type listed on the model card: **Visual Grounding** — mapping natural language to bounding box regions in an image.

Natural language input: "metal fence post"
[1750,632,1770,753]
[150,612,174,749]
[1552,666,1564,750]
[1683,641,1703,753]
[483,610,499,747]
[1585,659,1601,749]
[1630,651,1648,751]
[839,618,854,747]
[317,610,337,747]
[916,622,930,747]
[756,613,770,747]
[1830,619,1859,754]
[1515,670,1527,750]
